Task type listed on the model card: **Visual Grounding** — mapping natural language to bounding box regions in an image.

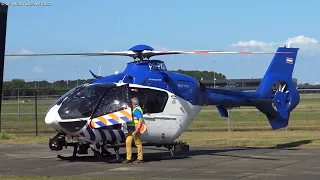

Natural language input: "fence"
[0,89,68,135]
[1,88,320,136]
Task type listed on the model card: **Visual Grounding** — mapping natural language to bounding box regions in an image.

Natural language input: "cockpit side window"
[129,88,168,114]
[129,88,148,113]
[91,85,130,119]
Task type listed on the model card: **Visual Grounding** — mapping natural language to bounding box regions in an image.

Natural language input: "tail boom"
[204,46,300,129]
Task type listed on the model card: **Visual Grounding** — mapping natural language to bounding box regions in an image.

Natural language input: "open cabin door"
[128,87,177,131]
[89,84,133,129]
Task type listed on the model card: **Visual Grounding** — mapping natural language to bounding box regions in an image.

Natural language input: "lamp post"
[212,61,216,88]
[76,66,79,86]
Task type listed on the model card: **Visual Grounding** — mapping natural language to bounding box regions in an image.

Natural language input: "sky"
[3,0,320,84]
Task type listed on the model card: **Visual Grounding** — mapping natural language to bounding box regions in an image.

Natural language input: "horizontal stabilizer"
[89,70,102,79]
[217,105,228,117]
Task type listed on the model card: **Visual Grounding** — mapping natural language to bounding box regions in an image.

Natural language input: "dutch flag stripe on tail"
[286,57,293,64]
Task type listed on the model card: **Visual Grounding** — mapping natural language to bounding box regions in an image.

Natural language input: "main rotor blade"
[5,51,134,57]
[144,50,292,55]
[137,50,292,58]
[4,49,292,57]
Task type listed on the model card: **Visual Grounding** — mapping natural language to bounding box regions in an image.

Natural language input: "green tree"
[170,69,226,80]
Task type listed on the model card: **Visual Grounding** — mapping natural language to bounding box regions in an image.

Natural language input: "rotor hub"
[129,44,154,51]
[129,44,154,61]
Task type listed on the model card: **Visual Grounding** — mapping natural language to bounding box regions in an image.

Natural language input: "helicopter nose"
[45,105,60,128]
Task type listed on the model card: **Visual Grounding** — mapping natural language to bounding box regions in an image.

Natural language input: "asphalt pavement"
[1,143,320,180]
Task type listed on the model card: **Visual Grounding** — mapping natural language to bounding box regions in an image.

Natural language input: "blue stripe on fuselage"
[86,126,95,141]
[108,130,116,143]
[97,128,107,142]
[108,119,119,125]
[118,129,126,142]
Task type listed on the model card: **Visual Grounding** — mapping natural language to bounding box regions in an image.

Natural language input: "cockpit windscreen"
[57,83,116,120]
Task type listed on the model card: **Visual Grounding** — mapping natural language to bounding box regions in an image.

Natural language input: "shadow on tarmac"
[56,139,316,163]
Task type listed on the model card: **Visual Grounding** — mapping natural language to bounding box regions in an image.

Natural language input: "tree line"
[2,70,226,97]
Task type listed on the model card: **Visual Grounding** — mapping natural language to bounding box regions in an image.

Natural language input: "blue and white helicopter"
[5,44,300,161]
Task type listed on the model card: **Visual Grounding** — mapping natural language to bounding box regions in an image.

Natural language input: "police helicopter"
[5,44,300,162]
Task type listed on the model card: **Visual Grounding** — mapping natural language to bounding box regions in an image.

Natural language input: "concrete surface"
[1,144,320,179]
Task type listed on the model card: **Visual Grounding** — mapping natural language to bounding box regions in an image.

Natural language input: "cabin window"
[129,88,168,113]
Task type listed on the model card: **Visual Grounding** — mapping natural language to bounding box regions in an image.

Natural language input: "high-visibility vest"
[127,106,143,128]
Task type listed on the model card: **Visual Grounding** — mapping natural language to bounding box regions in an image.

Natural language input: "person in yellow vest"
[122,97,144,164]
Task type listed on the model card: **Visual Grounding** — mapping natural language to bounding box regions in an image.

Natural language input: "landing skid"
[56,142,189,162]
[105,141,190,160]
[49,133,189,162]
[56,142,112,161]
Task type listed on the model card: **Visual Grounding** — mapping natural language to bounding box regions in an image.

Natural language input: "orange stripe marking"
[90,121,95,128]
[97,116,108,125]
[195,52,209,54]
[120,109,132,120]
[108,113,120,123]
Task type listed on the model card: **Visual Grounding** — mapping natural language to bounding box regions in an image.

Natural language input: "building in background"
[200,78,320,94]
[200,78,297,90]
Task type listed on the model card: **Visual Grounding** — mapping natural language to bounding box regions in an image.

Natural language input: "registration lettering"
[178,84,189,88]
[149,78,162,81]
[148,62,167,71]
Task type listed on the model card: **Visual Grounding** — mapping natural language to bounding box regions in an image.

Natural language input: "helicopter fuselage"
[45,82,203,146]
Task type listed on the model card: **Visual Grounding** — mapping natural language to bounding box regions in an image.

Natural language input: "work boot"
[122,159,132,164]
[133,159,143,164]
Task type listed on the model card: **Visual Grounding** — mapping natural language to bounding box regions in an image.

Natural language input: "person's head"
[131,97,139,107]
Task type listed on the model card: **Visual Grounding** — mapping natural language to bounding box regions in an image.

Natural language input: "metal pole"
[212,61,216,88]
[0,91,2,132]
[34,89,38,136]
[18,89,20,133]
[0,3,8,133]
[76,66,79,86]
[227,110,231,131]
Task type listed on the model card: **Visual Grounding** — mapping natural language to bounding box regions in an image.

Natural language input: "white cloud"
[6,49,34,60]
[32,66,43,73]
[286,35,318,46]
[231,40,278,48]
[230,35,320,55]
